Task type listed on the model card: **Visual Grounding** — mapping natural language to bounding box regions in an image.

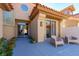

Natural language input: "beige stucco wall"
[60,16,79,37]
[28,13,46,42]
[12,3,35,20]
[0,8,3,38]
[29,14,38,42]
[3,10,15,40]
[37,13,46,42]
[65,20,78,27]
[3,25,15,40]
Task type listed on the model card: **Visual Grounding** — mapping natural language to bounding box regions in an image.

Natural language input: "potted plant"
[29,36,36,43]
[32,39,36,43]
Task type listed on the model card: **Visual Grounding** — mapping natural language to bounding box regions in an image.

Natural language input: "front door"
[46,20,57,38]
[46,20,51,38]
[51,21,56,37]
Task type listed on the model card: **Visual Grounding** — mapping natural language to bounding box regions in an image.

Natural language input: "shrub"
[29,37,36,44]
[6,37,16,56]
[0,37,8,56]
[0,37,16,56]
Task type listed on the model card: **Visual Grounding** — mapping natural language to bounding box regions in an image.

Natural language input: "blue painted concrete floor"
[13,36,79,56]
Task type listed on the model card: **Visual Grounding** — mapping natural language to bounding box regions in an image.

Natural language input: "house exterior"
[0,3,79,42]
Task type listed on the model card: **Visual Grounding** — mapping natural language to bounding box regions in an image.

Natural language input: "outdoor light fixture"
[77,22,79,27]
[40,21,43,27]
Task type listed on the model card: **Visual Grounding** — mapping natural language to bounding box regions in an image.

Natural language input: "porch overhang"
[15,19,31,24]
[30,3,70,21]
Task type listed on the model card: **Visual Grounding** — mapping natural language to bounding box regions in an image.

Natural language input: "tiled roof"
[61,5,75,12]
[35,3,70,17]
[30,3,71,21]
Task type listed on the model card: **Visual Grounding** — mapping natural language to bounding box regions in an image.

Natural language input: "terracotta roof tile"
[35,3,70,17]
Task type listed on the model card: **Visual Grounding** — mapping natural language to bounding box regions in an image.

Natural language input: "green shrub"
[0,37,8,56]
[29,37,36,44]
[0,37,16,56]
[6,37,16,56]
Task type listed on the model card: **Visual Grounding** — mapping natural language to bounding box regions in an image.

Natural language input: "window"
[21,4,28,12]
[64,10,73,15]
[64,10,68,14]
[3,11,14,25]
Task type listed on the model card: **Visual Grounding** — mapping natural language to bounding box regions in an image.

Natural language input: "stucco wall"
[28,13,46,42]
[3,25,15,40]
[3,10,15,40]
[0,8,3,38]
[28,14,38,42]
[37,13,46,42]
[65,20,78,27]
[61,26,79,41]
[60,17,79,37]
[12,3,35,20]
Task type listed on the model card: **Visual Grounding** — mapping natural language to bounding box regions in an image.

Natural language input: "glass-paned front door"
[51,21,56,36]
[46,20,51,38]
[46,20,56,38]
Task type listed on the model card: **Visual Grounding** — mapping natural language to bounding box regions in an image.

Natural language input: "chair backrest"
[51,36,57,40]
[67,36,71,40]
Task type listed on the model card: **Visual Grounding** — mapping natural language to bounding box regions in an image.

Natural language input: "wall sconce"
[40,21,43,27]
[77,22,79,27]
[62,24,66,28]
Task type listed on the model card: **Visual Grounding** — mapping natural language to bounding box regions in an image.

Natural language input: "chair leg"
[55,43,57,48]
[68,41,69,44]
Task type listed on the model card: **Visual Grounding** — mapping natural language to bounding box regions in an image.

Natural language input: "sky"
[41,3,79,14]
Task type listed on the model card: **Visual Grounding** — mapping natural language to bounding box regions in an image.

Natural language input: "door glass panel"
[51,21,56,36]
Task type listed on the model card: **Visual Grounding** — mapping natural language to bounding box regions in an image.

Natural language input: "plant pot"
[32,41,36,43]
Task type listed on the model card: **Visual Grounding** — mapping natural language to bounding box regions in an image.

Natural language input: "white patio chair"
[51,36,64,47]
[67,36,79,44]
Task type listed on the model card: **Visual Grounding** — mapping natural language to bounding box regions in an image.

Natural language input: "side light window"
[3,11,13,25]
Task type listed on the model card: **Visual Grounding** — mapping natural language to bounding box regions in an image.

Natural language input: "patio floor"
[13,36,79,56]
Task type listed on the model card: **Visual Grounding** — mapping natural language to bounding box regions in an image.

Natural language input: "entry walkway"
[13,36,79,56]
